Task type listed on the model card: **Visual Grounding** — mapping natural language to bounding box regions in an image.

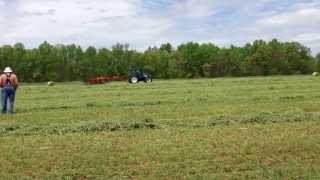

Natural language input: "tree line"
[0,39,319,82]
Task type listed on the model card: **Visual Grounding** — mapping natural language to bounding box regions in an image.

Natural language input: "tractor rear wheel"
[130,77,139,84]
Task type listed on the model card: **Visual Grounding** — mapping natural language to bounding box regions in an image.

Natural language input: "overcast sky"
[0,0,320,54]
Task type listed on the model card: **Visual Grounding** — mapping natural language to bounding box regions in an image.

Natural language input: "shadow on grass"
[0,118,159,136]
[0,112,319,137]
[15,101,167,113]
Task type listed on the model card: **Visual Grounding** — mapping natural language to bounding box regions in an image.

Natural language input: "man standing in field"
[0,67,19,114]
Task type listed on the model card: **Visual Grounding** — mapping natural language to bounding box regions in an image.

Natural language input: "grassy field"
[1,76,320,179]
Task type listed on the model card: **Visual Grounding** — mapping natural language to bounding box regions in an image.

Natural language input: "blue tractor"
[128,69,152,84]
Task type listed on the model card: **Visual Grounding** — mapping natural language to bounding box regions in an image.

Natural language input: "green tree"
[80,46,97,81]
[177,42,203,77]
[0,39,317,82]
[160,43,173,53]
[284,42,313,74]
[315,53,320,72]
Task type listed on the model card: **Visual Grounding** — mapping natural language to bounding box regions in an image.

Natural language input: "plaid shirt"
[0,73,19,88]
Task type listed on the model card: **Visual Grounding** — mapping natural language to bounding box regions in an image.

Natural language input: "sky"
[0,0,320,54]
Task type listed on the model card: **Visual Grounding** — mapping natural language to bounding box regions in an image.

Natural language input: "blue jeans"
[1,85,16,114]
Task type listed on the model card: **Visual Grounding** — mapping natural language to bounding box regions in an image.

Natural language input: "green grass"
[1,76,320,179]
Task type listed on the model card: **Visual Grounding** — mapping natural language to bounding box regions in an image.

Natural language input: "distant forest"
[0,39,320,82]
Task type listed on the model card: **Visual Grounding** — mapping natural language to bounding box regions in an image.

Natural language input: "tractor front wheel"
[144,78,152,83]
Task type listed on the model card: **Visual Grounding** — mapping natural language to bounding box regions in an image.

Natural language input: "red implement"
[89,76,127,84]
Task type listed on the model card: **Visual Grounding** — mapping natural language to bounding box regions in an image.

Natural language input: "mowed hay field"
[1,76,320,179]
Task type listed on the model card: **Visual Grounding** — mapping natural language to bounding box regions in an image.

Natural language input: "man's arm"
[12,74,19,88]
[0,75,4,88]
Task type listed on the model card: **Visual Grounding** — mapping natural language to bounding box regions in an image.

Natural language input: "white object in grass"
[47,81,55,86]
